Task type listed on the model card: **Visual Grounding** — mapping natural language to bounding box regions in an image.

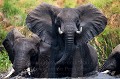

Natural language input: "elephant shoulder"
[87,43,96,52]
[87,43,98,61]
[39,41,51,55]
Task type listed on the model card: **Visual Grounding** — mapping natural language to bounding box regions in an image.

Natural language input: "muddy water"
[0,72,119,79]
[82,72,119,79]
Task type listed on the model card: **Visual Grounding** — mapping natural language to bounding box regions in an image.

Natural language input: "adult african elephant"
[2,29,40,78]
[100,44,120,76]
[26,3,107,78]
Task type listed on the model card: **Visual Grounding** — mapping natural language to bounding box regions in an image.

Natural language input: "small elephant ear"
[2,38,14,63]
[2,28,25,63]
[76,4,107,43]
[26,3,61,45]
[4,28,25,45]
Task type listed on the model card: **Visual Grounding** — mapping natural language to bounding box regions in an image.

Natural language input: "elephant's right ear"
[2,28,25,63]
[3,28,25,45]
[76,4,107,43]
[26,3,61,45]
[2,38,14,63]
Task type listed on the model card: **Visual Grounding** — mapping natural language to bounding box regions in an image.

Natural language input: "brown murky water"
[0,72,119,79]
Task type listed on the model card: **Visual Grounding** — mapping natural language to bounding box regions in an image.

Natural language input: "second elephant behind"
[3,28,98,78]
[3,28,40,78]
[100,44,120,76]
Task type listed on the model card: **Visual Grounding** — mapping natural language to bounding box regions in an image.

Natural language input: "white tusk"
[58,27,63,34]
[4,67,15,78]
[76,27,82,34]
[26,67,31,75]
[101,70,110,74]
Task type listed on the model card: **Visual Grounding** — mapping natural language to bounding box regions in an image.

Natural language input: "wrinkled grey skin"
[2,29,40,77]
[100,44,120,76]
[26,3,107,77]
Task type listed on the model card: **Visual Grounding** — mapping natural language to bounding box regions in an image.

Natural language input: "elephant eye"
[55,19,61,27]
[29,49,36,55]
[12,49,15,54]
[56,17,62,23]
[76,20,80,29]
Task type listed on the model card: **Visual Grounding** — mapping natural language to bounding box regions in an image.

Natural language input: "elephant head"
[2,28,40,77]
[26,3,107,65]
[100,44,120,75]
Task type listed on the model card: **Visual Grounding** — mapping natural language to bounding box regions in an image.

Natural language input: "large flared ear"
[76,4,107,43]
[3,28,25,45]
[26,3,61,45]
[2,38,14,63]
[2,28,25,63]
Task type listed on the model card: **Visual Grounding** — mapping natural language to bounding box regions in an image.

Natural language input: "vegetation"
[0,0,120,72]
[0,25,10,72]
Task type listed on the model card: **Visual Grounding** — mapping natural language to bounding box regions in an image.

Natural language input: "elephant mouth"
[4,67,31,78]
[58,27,82,35]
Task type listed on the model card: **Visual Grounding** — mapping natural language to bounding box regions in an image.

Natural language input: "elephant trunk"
[65,32,74,51]
[100,58,116,72]
[100,62,108,72]
[56,32,75,65]
[13,54,30,75]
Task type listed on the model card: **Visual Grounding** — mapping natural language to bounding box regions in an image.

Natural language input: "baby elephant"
[100,44,120,75]
[2,28,40,78]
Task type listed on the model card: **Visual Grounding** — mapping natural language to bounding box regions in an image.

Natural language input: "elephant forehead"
[58,8,78,20]
[14,39,34,50]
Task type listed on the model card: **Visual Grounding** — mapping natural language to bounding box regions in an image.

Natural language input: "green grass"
[64,0,76,8]
[2,0,21,17]
[0,25,10,73]
[0,25,7,45]
[2,0,40,26]
[0,51,11,73]
[90,27,120,66]
[88,0,113,8]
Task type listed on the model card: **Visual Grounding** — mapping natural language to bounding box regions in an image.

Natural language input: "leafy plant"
[91,27,120,66]
[0,25,10,73]
[0,25,7,45]
[0,51,11,73]
[2,0,21,17]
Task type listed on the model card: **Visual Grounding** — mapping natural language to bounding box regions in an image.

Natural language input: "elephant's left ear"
[76,4,107,43]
